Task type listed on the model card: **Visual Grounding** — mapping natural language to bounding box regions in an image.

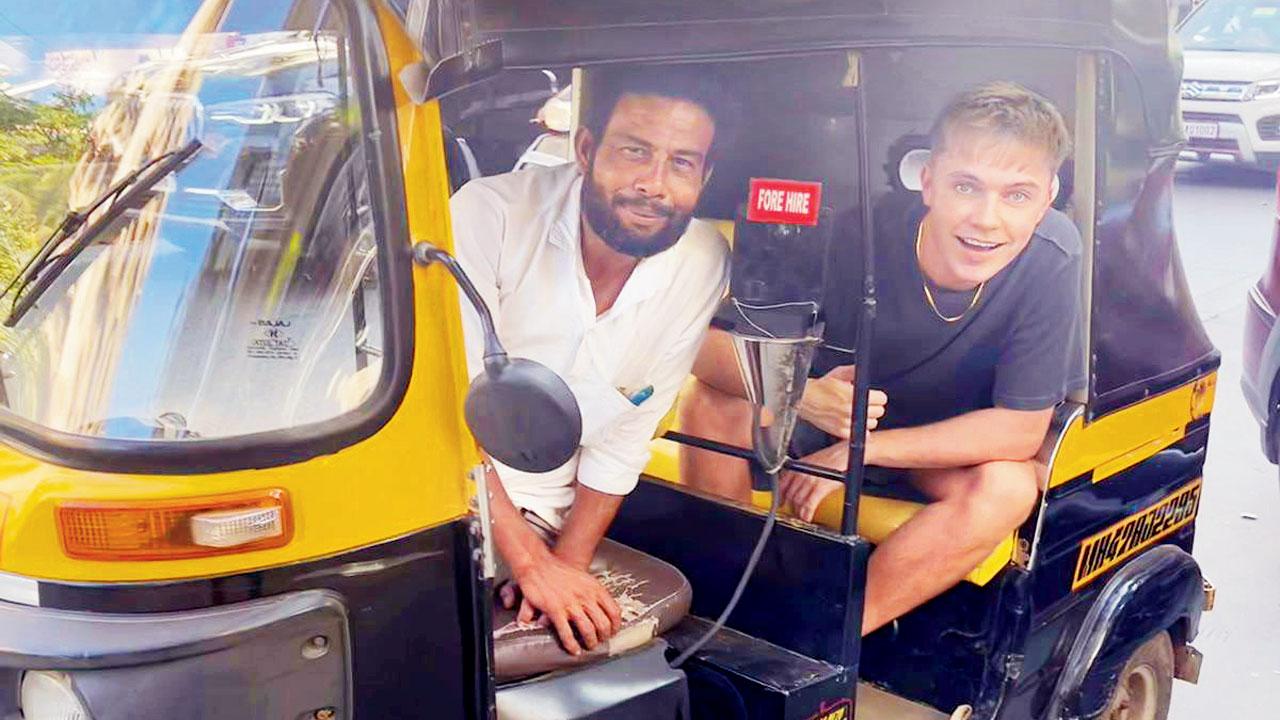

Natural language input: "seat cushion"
[644,436,1017,586]
[493,538,692,682]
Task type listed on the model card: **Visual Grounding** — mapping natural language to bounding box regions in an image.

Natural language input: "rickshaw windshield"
[0,1,391,443]
[1179,0,1280,52]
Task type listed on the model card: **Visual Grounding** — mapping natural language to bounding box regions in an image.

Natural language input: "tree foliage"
[0,90,93,288]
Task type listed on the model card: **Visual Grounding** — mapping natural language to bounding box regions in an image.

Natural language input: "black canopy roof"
[455,0,1182,145]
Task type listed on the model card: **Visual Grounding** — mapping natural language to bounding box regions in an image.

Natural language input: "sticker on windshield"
[247,319,299,360]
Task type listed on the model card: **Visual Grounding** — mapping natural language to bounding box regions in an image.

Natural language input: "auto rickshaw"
[0,1,1217,719]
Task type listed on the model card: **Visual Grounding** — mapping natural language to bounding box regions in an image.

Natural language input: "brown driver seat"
[492,537,692,682]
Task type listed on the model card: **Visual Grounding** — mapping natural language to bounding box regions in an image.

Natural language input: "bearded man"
[450,67,731,656]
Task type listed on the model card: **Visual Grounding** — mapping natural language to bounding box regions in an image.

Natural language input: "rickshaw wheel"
[1103,632,1174,720]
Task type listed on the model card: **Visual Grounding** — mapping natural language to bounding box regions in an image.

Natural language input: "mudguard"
[1044,545,1203,720]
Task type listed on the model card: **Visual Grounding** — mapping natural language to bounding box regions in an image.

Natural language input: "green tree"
[0,89,93,289]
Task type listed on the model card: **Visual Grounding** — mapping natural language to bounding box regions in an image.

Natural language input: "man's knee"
[678,379,753,445]
[962,460,1040,532]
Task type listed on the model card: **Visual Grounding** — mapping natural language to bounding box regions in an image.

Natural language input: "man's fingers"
[869,389,888,405]
[796,481,819,521]
[499,582,517,609]
[551,613,583,656]
[570,608,599,650]
[829,365,857,381]
[517,598,536,624]
[779,473,800,509]
[868,404,885,419]
[598,591,623,633]
[583,602,615,643]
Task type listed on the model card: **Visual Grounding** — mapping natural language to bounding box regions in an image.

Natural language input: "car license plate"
[1183,121,1219,139]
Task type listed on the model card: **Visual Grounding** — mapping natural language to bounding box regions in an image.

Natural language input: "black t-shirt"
[814,203,1086,430]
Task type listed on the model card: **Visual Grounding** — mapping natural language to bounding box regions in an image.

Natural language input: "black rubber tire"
[1103,631,1174,720]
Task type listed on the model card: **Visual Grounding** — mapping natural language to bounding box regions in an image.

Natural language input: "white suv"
[1179,0,1280,169]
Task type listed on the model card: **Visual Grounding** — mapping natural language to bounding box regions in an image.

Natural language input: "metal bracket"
[1173,644,1203,684]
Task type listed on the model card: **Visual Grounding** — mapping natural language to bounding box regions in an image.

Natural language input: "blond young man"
[681,82,1084,635]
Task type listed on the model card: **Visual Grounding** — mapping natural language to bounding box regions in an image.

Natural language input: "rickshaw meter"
[672,181,833,668]
[716,180,833,476]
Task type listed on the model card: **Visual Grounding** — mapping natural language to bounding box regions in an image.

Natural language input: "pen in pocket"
[623,385,653,406]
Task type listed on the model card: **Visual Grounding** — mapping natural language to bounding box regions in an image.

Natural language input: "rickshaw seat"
[492,536,692,682]
[643,436,1018,588]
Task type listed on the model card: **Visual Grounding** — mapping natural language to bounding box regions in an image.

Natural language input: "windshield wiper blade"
[3,138,203,328]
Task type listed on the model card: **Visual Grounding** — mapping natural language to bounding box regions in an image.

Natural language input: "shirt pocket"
[564,355,637,447]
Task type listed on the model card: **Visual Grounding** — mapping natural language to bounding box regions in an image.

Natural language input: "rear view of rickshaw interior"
[438,39,1214,718]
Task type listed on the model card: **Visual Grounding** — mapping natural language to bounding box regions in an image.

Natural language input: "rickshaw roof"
[459,0,1182,143]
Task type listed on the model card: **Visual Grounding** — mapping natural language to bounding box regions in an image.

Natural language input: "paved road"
[1168,161,1280,719]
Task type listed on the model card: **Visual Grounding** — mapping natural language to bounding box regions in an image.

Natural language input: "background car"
[1179,0,1280,169]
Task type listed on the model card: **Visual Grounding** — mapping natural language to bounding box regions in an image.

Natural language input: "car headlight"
[20,671,91,720]
[1244,79,1280,101]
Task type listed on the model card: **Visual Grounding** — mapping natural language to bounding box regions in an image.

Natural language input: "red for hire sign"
[746,178,823,226]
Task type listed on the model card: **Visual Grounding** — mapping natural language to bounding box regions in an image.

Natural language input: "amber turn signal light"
[56,489,292,560]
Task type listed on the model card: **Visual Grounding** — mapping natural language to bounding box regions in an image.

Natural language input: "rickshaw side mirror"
[413,242,582,473]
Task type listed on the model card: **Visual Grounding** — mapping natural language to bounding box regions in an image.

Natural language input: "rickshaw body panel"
[0,3,496,719]
[0,521,491,719]
[0,1,478,584]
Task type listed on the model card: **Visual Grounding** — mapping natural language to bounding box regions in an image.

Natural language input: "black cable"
[670,463,780,668]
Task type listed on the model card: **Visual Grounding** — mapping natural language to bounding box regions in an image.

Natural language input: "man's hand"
[779,442,850,522]
[503,549,622,656]
[798,365,887,439]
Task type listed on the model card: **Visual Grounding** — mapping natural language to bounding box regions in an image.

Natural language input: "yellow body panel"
[645,371,1221,586]
[0,11,477,582]
[1049,372,1216,488]
[644,437,1014,586]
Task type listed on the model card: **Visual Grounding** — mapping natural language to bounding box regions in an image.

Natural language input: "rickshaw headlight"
[20,670,91,720]
[55,489,292,560]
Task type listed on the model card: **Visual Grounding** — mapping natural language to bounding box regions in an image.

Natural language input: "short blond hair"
[930,81,1072,169]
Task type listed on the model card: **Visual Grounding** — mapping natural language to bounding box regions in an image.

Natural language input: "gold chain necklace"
[916,222,984,324]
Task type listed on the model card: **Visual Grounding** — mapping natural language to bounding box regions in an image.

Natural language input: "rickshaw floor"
[665,616,852,720]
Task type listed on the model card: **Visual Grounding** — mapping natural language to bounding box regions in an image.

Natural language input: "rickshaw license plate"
[1183,121,1219,139]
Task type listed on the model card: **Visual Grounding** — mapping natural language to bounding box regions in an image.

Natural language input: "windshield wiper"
[2,138,203,328]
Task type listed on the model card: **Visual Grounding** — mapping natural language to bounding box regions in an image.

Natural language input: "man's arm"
[486,463,622,655]
[865,406,1053,469]
[690,328,745,397]
[779,405,1051,520]
[553,485,625,570]
[691,329,886,438]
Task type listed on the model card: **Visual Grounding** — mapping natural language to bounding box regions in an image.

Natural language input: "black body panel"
[29,520,488,720]
[609,477,870,668]
[1033,424,1208,609]
[666,617,853,720]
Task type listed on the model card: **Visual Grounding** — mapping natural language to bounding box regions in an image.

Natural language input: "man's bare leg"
[861,460,1039,635]
[677,379,756,503]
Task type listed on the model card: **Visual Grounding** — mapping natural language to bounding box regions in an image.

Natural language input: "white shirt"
[450,163,729,527]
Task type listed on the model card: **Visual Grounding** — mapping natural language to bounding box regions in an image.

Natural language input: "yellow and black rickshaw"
[0,1,1217,719]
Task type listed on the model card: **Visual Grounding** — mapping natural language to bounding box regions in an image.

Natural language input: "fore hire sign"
[746,178,823,226]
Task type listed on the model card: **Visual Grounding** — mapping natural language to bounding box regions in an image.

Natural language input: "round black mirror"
[465,355,582,473]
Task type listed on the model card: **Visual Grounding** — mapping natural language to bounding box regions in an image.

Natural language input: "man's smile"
[957,234,1005,252]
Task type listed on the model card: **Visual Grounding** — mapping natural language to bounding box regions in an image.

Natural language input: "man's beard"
[581,170,693,259]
